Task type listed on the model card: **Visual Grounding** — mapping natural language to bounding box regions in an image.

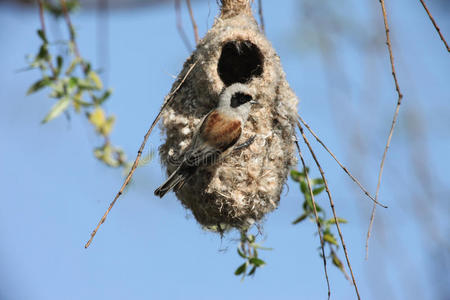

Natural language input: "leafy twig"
[235,231,270,279]
[298,121,361,300]
[293,141,331,300]
[30,0,125,169]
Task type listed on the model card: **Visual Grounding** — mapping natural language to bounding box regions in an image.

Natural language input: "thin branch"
[298,115,387,208]
[175,0,193,52]
[366,0,404,260]
[185,0,199,45]
[298,121,361,300]
[419,0,450,52]
[294,140,331,300]
[60,0,81,57]
[36,0,57,75]
[257,0,265,34]
[85,61,198,248]
[60,0,91,74]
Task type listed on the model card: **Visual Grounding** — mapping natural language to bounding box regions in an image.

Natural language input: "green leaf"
[94,88,112,105]
[37,29,48,43]
[237,248,247,259]
[100,116,115,136]
[247,266,257,276]
[311,178,324,185]
[234,263,247,276]
[88,71,103,90]
[55,55,63,76]
[41,97,70,123]
[331,251,345,272]
[323,233,339,246]
[327,218,348,225]
[292,213,308,224]
[290,170,304,182]
[88,107,106,128]
[312,186,325,195]
[37,44,50,61]
[247,234,255,243]
[77,78,97,90]
[66,58,81,75]
[249,257,265,267]
[300,180,309,194]
[27,78,51,95]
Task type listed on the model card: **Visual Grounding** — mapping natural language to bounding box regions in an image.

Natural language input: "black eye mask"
[230,92,253,108]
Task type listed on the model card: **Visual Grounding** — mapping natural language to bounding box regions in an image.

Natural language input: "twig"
[175,0,193,52]
[36,0,57,75]
[366,0,404,260]
[298,121,361,300]
[419,0,450,52]
[298,115,387,208]
[60,0,81,58]
[294,140,331,300]
[60,0,91,74]
[257,0,265,34]
[186,0,199,45]
[84,61,198,248]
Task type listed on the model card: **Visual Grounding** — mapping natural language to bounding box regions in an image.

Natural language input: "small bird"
[155,83,257,198]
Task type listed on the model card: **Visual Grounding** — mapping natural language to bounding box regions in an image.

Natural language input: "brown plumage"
[200,111,242,152]
[154,83,255,198]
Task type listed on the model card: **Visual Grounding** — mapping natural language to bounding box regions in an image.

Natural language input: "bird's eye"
[230,92,252,108]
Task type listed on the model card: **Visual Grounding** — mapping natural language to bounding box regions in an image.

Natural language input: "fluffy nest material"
[158,3,298,230]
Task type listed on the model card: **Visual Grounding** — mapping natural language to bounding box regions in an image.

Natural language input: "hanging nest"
[159,0,298,230]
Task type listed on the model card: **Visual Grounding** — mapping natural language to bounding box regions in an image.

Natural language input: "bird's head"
[219,83,257,121]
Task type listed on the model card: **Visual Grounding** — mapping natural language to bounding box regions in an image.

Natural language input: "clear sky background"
[0,0,449,299]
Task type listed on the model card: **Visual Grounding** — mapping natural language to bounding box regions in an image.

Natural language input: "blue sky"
[0,1,449,299]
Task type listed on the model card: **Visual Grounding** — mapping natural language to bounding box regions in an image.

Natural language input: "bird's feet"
[234,135,256,152]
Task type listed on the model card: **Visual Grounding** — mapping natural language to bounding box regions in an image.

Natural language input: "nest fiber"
[159,3,298,229]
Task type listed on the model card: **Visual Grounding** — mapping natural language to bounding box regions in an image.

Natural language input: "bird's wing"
[182,110,242,167]
[199,110,242,151]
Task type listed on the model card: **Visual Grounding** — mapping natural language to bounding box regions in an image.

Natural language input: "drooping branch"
[419,0,450,52]
[294,140,331,300]
[366,0,404,259]
[186,0,199,44]
[298,121,361,300]
[85,61,198,248]
[175,0,193,52]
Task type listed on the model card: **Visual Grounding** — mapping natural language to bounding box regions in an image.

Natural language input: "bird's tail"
[154,167,189,198]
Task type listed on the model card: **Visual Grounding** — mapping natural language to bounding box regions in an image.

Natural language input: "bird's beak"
[250,100,258,105]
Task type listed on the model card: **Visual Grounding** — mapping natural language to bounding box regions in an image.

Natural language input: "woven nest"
[158,1,298,230]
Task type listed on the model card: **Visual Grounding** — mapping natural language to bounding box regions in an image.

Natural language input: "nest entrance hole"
[218,40,264,86]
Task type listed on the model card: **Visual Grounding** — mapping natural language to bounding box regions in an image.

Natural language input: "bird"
[155,83,257,198]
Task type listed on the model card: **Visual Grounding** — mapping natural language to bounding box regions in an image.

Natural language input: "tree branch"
[366,0,404,259]
[419,0,450,52]
[295,140,331,300]
[186,0,199,45]
[298,121,361,300]
[85,61,198,248]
